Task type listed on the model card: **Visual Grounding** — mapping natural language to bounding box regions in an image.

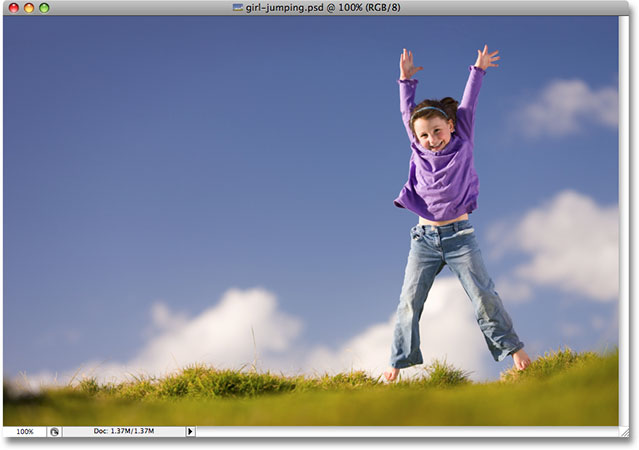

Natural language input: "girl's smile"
[413,116,455,151]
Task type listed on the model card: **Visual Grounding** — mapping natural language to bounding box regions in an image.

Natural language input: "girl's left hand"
[474,45,500,70]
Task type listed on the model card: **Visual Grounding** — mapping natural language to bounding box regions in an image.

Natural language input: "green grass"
[4,347,618,426]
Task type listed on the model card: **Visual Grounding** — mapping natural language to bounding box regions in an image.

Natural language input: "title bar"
[2,1,631,16]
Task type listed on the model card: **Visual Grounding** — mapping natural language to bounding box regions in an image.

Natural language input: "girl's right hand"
[400,48,423,80]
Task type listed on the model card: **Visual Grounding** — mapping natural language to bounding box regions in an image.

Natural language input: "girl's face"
[413,116,455,151]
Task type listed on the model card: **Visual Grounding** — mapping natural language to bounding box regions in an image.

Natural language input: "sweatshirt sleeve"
[398,78,419,145]
[455,65,486,142]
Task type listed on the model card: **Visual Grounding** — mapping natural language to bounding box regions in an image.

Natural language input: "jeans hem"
[390,360,423,369]
[500,343,525,361]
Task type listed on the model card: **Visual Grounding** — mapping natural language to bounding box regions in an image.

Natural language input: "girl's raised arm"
[456,45,499,141]
[398,49,422,144]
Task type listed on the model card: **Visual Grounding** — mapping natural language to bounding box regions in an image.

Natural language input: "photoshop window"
[1,0,631,441]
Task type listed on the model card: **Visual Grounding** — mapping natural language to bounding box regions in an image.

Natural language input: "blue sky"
[3,14,620,384]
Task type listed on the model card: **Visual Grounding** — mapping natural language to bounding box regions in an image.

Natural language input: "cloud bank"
[516,79,618,137]
[15,279,497,391]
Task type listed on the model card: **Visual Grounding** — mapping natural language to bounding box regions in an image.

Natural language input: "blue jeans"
[390,220,524,369]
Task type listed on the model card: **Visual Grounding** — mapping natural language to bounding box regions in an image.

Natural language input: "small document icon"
[233,4,244,11]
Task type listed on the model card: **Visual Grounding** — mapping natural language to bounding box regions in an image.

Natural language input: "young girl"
[384,46,531,382]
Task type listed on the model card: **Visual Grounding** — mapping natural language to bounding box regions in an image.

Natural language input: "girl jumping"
[384,46,531,382]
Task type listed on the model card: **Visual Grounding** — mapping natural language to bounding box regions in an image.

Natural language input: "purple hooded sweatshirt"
[394,66,485,221]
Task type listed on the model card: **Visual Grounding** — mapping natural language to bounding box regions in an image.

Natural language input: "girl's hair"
[409,97,459,137]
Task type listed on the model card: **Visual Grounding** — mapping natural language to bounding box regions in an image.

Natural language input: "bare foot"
[512,348,531,371]
[384,367,400,382]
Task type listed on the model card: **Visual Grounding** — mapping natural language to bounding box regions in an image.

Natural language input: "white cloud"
[489,190,618,302]
[15,288,303,390]
[516,79,618,137]
[149,302,188,332]
[128,288,303,376]
[305,277,493,381]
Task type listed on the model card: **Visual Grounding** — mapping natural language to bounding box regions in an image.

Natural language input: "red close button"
[9,3,19,13]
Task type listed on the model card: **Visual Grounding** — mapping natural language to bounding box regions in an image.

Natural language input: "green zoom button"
[39,3,49,13]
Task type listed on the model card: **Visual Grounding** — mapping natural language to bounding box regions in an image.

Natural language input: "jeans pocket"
[451,227,474,238]
[410,226,424,241]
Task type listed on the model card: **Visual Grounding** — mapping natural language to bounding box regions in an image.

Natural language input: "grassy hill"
[3,347,618,426]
